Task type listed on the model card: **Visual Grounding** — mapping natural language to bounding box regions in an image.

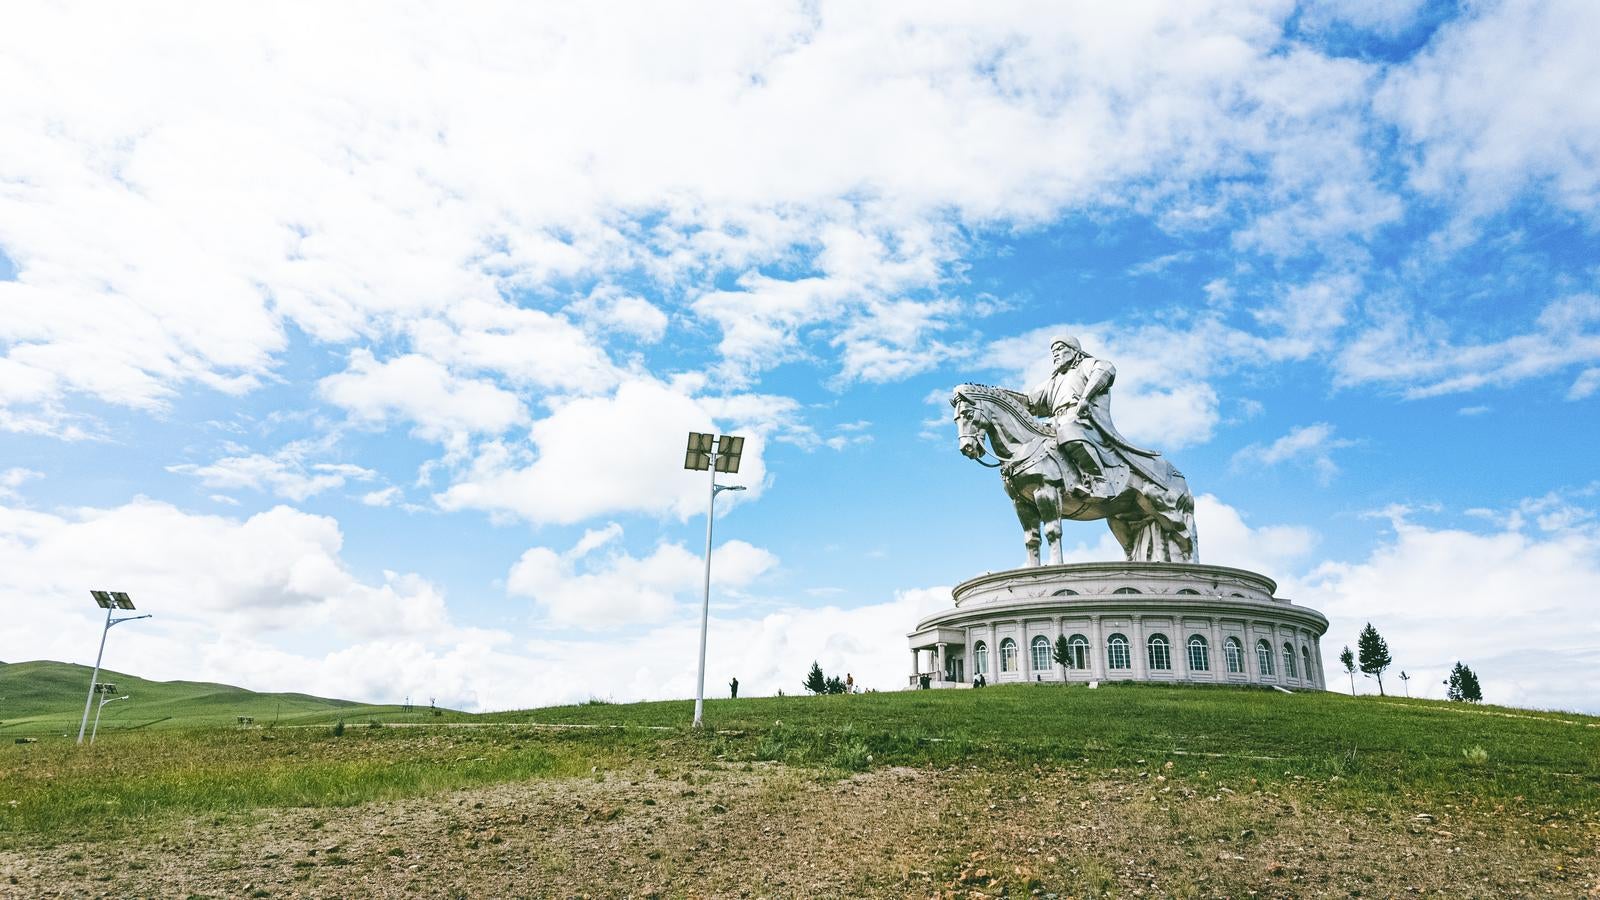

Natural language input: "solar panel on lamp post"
[684,431,746,729]
[77,591,152,745]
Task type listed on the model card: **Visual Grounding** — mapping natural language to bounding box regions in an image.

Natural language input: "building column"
[1313,633,1326,689]
[911,649,920,681]
[1210,618,1225,680]
[1131,616,1147,680]
[1175,620,1190,682]
[1249,621,1265,683]
[936,642,947,682]
[1089,615,1104,680]
[988,623,999,681]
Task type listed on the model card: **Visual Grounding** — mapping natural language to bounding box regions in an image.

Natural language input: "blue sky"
[2,1,1597,712]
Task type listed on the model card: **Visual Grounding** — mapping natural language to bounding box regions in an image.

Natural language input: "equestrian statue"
[952,335,1197,566]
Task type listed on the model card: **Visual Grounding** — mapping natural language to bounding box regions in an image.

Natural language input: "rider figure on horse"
[1026,335,1129,500]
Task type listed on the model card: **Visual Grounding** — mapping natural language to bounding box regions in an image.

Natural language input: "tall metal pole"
[692,445,718,729]
[76,605,113,745]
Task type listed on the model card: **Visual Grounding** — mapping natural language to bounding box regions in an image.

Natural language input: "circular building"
[907,561,1327,689]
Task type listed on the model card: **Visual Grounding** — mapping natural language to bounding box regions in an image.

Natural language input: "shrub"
[332,719,345,737]
[829,738,872,771]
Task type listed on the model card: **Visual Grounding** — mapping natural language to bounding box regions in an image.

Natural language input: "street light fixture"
[90,684,129,745]
[683,431,746,729]
[77,591,152,745]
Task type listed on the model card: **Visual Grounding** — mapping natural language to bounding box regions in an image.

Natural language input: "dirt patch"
[2,762,1595,898]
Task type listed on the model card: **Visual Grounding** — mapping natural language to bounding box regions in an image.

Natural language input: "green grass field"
[3,661,1596,846]
[3,661,1597,895]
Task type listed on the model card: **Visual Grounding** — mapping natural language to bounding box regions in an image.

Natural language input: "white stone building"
[907,562,1327,690]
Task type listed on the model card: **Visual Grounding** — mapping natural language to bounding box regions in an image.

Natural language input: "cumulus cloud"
[1288,498,1600,713]
[0,1,1419,435]
[435,378,772,524]
[319,350,529,441]
[0,491,945,710]
[506,525,778,628]
[0,499,471,650]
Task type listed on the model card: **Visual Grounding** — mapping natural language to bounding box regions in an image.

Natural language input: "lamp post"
[89,684,129,745]
[77,591,151,745]
[683,432,745,729]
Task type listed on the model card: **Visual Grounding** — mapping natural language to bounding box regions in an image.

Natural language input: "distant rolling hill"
[0,660,420,735]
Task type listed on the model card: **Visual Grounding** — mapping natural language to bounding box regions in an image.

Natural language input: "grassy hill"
[2,676,1596,896]
[0,659,425,734]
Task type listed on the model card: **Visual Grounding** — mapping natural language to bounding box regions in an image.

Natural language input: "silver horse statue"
[952,382,1197,566]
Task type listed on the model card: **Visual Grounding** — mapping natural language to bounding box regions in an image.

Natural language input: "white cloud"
[1568,367,1600,401]
[0,1,1414,432]
[1289,500,1600,713]
[1232,422,1355,485]
[0,499,466,646]
[319,349,529,441]
[567,287,669,344]
[1378,0,1600,223]
[435,378,772,524]
[168,449,379,502]
[506,526,779,629]
[0,467,42,500]
[360,486,403,507]
[1336,293,1600,398]
[405,299,622,394]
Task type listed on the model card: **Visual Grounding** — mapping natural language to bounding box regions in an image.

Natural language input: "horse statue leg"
[1105,515,1136,561]
[1038,484,1064,565]
[1015,494,1042,567]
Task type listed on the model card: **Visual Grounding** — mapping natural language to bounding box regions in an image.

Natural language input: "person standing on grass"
[845,672,854,693]
[729,676,738,699]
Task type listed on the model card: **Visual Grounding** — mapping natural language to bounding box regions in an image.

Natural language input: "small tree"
[1447,662,1484,703]
[1052,634,1072,680]
[823,675,847,695]
[1357,623,1392,696]
[1398,670,1411,697]
[1339,645,1356,696]
[1460,664,1483,703]
[803,661,826,695]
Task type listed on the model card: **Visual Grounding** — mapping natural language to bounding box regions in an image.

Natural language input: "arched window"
[1282,642,1297,679]
[1224,637,1244,674]
[1301,646,1313,682]
[1031,635,1051,671]
[999,638,1017,672]
[1175,588,1201,595]
[1147,634,1171,670]
[1188,635,1210,671]
[1051,588,1079,596]
[973,641,988,674]
[1106,633,1130,670]
[1256,639,1275,676]
[1113,587,1141,595]
[1068,634,1089,669]
[1229,592,1246,598]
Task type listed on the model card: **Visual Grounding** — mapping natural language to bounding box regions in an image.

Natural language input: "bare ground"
[3,761,1596,899]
